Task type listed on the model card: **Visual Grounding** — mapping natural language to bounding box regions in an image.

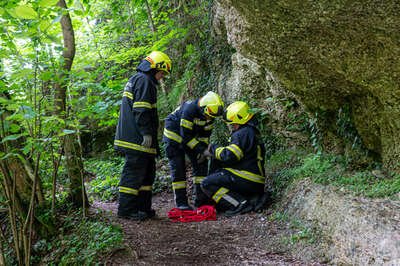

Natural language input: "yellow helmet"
[145,51,172,74]
[199,91,224,118]
[224,101,254,125]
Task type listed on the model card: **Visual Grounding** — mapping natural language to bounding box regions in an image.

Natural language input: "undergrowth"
[33,210,123,265]
[85,156,172,202]
[268,149,400,199]
[85,157,124,201]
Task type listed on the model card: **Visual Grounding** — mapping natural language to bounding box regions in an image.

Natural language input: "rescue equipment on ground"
[167,205,216,222]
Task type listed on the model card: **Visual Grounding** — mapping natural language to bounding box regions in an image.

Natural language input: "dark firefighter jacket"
[163,99,213,155]
[209,117,266,184]
[114,61,159,155]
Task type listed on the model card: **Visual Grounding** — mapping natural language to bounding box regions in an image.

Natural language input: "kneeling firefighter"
[201,101,266,215]
[163,91,224,210]
[115,51,172,220]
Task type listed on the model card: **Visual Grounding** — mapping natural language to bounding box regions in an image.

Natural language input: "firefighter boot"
[215,191,252,216]
[174,189,192,210]
[224,200,253,217]
[138,191,156,218]
[193,184,210,207]
[118,193,149,221]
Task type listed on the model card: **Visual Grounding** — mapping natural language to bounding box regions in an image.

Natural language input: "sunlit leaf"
[6,9,18,18]
[61,129,76,135]
[40,70,54,81]
[39,20,51,32]
[11,69,33,80]
[14,5,38,19]
[44,33,59,43]
[74,9,83,16]
[39,0,59,7]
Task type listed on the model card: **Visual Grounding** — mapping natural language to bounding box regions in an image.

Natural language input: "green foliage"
[35,213,123,265]
[209,118,230,147]
[254,107,282,159]
[289,154,334,180]
[316,169,400,199]
[307,112,323,154]
[85,157,124,201]
[267,148,310,198]
[85,156,172,201]
[268,149,400,199]
[335,105,379,169]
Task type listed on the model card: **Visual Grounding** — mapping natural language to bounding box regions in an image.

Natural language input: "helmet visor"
[207,105,224,118]
[223,110,233,123]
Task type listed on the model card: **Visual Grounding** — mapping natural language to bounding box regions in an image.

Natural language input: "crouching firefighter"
[201,101,267,216]
[114,51,172,220]
[163,91,224,210]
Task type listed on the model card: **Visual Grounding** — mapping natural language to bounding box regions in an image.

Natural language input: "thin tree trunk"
[50,145,62,216]
[56,0,88,208]
[126,0,136,36]
[0,111,32,215]
[144,0,156,35]
[0,95,45,265]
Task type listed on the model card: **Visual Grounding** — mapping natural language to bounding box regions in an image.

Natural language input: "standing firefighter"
[201,101,266,216]
[115,51,172,220]
[163,92,224,210]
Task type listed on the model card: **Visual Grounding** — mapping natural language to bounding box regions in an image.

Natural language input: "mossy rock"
[214,0,400,172]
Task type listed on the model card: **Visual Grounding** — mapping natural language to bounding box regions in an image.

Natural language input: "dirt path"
[93,192,323,265]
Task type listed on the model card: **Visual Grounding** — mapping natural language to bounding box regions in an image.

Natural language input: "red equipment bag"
[167,205,216,222]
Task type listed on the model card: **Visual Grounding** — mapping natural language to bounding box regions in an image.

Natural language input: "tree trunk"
[0,100,46,265]
[144,0,157,35]
[55,0,88,208]
[0,95,39,217]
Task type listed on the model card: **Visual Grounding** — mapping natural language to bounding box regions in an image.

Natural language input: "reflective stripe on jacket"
[163,99,213,154]
[210,118,266,183]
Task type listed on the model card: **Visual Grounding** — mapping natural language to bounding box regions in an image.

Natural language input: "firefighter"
[163,91,224,210]
[201,101,266,216]
[115,51,172,220]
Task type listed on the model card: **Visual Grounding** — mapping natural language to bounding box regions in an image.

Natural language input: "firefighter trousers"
[201,169,264,211]
[118,152,155,215]
[165,142,209,207]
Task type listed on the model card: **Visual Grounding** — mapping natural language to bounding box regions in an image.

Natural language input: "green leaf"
[74,10,83,16]
[6,9,18,18]
[39,20,51,32]
[2,134,24,143]
[39,0,59,7]
[0,8,4,16]
[9,124,21,133]
[40,70,53,81]
[61,129,76,135]
[14,5,38,19]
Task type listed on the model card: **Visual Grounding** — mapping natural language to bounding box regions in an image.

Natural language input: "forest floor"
[93,192,325,266]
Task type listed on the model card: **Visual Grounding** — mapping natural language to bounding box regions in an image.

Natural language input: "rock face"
[213,0,400,172]
[283,179,400,265]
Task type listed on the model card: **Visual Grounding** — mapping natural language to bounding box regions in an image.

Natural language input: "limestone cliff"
[213,0,400,172]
